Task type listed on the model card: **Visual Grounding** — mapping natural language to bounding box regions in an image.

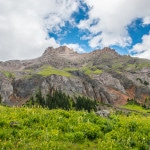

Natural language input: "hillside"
[0,105,150,150]
[0,46,150,106]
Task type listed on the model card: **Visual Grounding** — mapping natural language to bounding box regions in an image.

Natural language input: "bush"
[76,123,102,140]
[73,132,85,143]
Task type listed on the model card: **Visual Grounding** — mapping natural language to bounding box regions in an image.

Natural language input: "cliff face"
[0,46,150,106]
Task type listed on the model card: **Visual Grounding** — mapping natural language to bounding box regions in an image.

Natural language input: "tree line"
[25,89,97,112]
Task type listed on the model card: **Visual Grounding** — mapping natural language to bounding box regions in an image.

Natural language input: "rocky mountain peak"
[56,46,74,54]
[99,47,119,55]
[90,47,119,59]
[102,47,114,51]
[42,46,75,56]
[42,47,55,56]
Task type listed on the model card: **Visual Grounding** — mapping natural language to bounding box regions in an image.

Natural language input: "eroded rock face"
[10,74,114,105]
[0,46,150,106]
[1,71,149,106]
[0,73,13,105]
[0,73,122,105]
[92,73,126,94]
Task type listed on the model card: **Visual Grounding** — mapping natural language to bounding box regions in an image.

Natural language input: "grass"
[125,61,150,71]
[112,63,124,70]
[1,105,150,149]
[38,66,103,77]
[125,64,137,71]
[138,63,150,68]
[81,67,103,75]
[64,67,103,75]
[37,66,72,77]
[122,104,150,113]
[63,67,78,71]
[1,70,15,78]
[84,69,103,75]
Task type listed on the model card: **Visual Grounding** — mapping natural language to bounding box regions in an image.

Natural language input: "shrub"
[73,132,85,143]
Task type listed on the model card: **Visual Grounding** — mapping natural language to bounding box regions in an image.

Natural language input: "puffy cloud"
[130,33,150,59]
[79,0,150,49]
[1,0,150,61]
[143,16,150,25]
[0,0,79,61]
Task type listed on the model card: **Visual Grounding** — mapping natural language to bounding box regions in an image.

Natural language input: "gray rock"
[95,110,110,117]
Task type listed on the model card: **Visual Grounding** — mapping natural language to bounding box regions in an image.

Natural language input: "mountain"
[0,46,150,106]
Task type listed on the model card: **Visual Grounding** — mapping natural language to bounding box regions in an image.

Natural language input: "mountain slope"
[0,46,150,106]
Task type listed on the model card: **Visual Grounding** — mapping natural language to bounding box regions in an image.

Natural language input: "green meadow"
[37,66,72,77]
[0,105,150,149]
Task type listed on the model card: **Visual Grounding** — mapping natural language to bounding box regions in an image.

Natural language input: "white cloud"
[79,0,150,49]
[143,16,150,25]
[63,43,85,53]
[1,0,150,61]
[130,33,150,59]
[0,0,79,61]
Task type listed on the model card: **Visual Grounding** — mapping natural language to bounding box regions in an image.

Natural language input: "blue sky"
[0,0,150,60]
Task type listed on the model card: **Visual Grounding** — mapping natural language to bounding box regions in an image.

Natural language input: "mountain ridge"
[0,46,150,106]
[0,46,119,67]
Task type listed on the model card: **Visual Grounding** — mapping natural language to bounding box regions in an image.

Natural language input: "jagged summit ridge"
[39,46,120,68]
[100,47,119,55]
[43,46,119,56]
[90,47,119,57]
[41,46,119,63]
[43,46,76,56]
[0,46,121,71]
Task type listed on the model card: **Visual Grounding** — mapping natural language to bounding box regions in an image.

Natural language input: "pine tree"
[35,89,44,106]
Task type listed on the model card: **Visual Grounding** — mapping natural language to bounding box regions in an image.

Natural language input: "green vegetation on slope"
[37,66,72,77]
[1,70,15,78]
[84,69,103,75]
[0,106,150,149]
[82,67,103,75]
[63,66,103,75]
[122,104,150,113]
[124,61,150,71]
[122,98,150,113]
[63,67,78,71]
